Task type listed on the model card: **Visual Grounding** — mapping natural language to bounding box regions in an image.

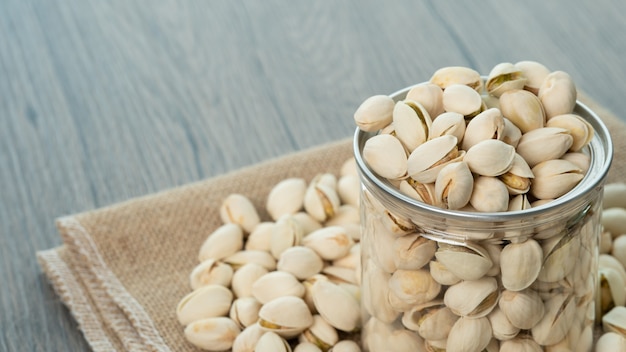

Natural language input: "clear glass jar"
[354,86,613,352]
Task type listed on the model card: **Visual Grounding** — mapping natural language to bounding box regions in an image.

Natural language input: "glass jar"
[354,86,613,352]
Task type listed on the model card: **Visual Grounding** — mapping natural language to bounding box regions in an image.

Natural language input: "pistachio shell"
[500,239,542,291]
[304,183,341,223]
[337,175,360,207]
[434,161,473,210]
[429,111,466,143]
[531,293,576,345]
[602,306,626,335]
[442,83,484,117]
[406,82,445,118]
[267,178,307,221]
[311,280,360,332]
[498,289,545,330]
[393,99,433,152]
[539,71,577,119]
[430,66,483,91]
[292,212,323,236]
[388,269,441,307]
[277,246,323,280]
[398,179,436,205]
[530,159,583,199]
[299,314,339,350]
[232,323,265,352]
[393,233,437,270]
[603,183,626,209]
[255,331,292,352]
[361,260,399,323]
[435,242,493,280]
[537,231,579,283]
[258,296,314,338]
[340,157,358,178]
[561,152,591,174]
[596,332,626,352]
[177,285,234,325]
[469,176,510,213]
[546,113,593,152]
[184,317,241,351]
[461,108,505,150]
[517,127,574,167]
[252,271,305,304]
[499,89,545,133]
[499,153,534,195]
[402,300,457,341]
[190,259,234,289]
[499,336,542,352]
[199,223,244,262]
[602,207,626,237]
[597,267,626,320]
[444,277,499,318]
[362,134,408,180]
[515,60,550,95]
[322,265,357,285]
[486,62,527,97]
[231,263,268,298]
[363,317,425,352]
[328,340,361,352]
[293,342,321,352]
[446,316,492,352]
[303,226,353,261]
[324,205,360,227]
[407,135,460,183]
[224,250,277,271]
[245,222,274,251]
[220,194,261,233]
[270,215,304,259]
[353,95,395,132]
[230,297,262,329]
[429,260,461,285]
[502,117,522,148]
[464,139,515,176]
[487,307,520,341]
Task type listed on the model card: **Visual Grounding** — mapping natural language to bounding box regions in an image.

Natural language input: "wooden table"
[2,1,625,350]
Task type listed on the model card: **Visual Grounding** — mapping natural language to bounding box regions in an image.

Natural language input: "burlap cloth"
[37,94,626,352]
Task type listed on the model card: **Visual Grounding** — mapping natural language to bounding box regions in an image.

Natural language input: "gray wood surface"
[1,0,625,350]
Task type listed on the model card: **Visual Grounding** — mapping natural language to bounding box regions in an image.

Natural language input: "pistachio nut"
[220,194,261,234]
[596,332,626,352]
[530,159,583,200]
[499,153,534,195]
[461,108,505,150]
[407,135,462,183]
[469,176,510,213]
[266,178,307,221]
[387,269,440,307]
[487,307,520,341]
[393,99,432,152]
[498,289,545,330]
[231,263,268,298]
[602,306,626,335]
[537,230,579,282]
[539,70,577,119]
[332,243,360,270]
[324,205,360,228]
[190,259,234,289]
[340,157,357,177]
[499,336,542,352]
[444,277,499,318]
[516,127,573,167]
[337,175,360,208]
[482,93,501,110]
[304,182,341,223]
[484,242,502,276]
[500,239,542,291]
[245,222,274,251]
[499,89,545,133]
[429,259,461,286]
[230,297,262,329]
[176,284,234,325]
[270,215,304,259]
[600,254,626,284]
[277,246,323,280]
[255,331,292,352]
[430,66,483,91]
[198,223,244,262]
[611,235,626,269]
[435,242,493,280]
[428,111,466,143]
[311,279,360,332]
[464,139,515,177]
[531,293,576,346]
[251,271,305,304]
[302,226,353,261]
[293,342,322,352]
[232,323,264,352]
[601,207,626,238]
[328,340,361,352]
[446,316,492,352]
[362,134,408,180]
[322,265,357,285]
[184,317,241,351]
[224,250,277,271]
[353,95,395,132]
[501,117,522,148]
[561,152,591,174]
[486,62,527,97]
[398,179,437,205]
[401,300,457,341]
[434,161,473,210]
[299,314,339,351]
[545,113,593,152]
[361,259,399,323]
[515,60,550,95]
[292,212,323,236]
[597,267,626,320]
[442,83,485,118]
[603,182,626,209]
[406,82,445,118]
[392,233,437,270]
[258,296,314,338]
[363,317,425,352]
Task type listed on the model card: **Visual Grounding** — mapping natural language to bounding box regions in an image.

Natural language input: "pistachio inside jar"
[353,63,613,351]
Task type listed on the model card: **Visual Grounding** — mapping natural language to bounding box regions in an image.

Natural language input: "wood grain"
[1,0,625,349]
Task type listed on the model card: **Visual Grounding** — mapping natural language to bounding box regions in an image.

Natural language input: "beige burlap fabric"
[37,94,625,352]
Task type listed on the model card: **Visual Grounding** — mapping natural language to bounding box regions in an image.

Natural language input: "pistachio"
[340,157,358,178]
[231,263,269,298]
[469,176,510,212]
[486,62,527,97]
[267,178,307,221]
[428,260,461,286]
[596,332,626,352]
[461,108,504,150]
[402,300,457,341]
[600,230,613,254]
[487,307,520,341]
[304,182,341,223]
[398,179,437,205]
[332,243,360,270]
[363,317,425,352]
[446,316,492,352]
[270,215,304,259]
[499,89,545,133]
[294,342,322,352]
[232,323,264,352]
[328,340,361,352]
[434,161,473,210]
[184,317,241,351]
[393,99,433,152]
[292,212,323,236]
[499,336,542,352]
[539,70,577,119]
[220,194,261,234]
[198,223,244,262]
[498,289,545,330]
[224,250,277,271]
[482,93,501,110]
[500,239,542,291]
[353,95,395,132]
[430,66,483,91]
[322,265,358,285]
[435,242,492,280]
[428,111,465,143]
[444,277,499,318]
[561,152,591,174]
[299,314,339,351]
[597,267,626,320]
[393,233,437,270]
[311,279,360,332]
[337,175,360,208]
[602,306,626,335]
[442,83,485,118]
[190,259,234,289]
[245,222,274,251]
[499,153,534,195]
[277,246,323,280]
[324,205,360,228]
[362,134,408,180]
[302,226,353,261]
[530,159,583,200]
[258,296,314,338]
[531,293,576,345]
[361,259,399,323]
[251,271,305,304]
[600,254,626,284]
[515,60,550,95]
[464,139,515,177]
[176,285,234,325]
[516,127,573,167]
[255,331,292,352]
[230,297,262,329]
[388,269,441,307]
[611,235,626,269]
[406,82,445,118]
[603,183,626,209]
[546,113,593,152]
[407,135,462,183]
[501,117,522,148]
[601,207,626,238]
[537,230,579,282]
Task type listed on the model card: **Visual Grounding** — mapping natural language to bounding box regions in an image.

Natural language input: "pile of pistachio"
[356,62,592,211]
[176,160,364,352]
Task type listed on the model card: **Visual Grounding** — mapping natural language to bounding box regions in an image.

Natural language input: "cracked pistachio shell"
[484,243,502,276]
[184,317,241,351]
[502,117,522,148]
[537,231,579,283]
[332,243,360,270]
[271,215,304,259]
[469,176,510,213]
[232,323,264,352]
[292,212,323,236]
[328,340,361,352]
[464,139,515,176]
[324,205,360,227]
[224,250,277,271]
[429,111,466,143]
[367,216,399,273]
[531,293,576,345]
[546,113,593,152]
[530,159,583,200]
[303,226,353,261]
[255,331,292,352]
[231,263,268,298]
[353,95,395,132]
[486,62,527,97]
[487,307,520,341]
[406,83,445,118]
[539,71,577,119]
[515,60,550,95]
[498,289,545,330]
[442,83,485,117]
[362,134,408,180]
[245,222,274,251]
[499,336,542,352]
[402,300,457,341]
[337,175,360,207]
[267,178,307,221]
[430,66,483,91]
[500,239,543,291]
[461,108,505,150]
[322,265,357,285]
[596,332,626,352]
[388,269,440,307]
[258,296,313,338]
[562,152,591,174]
[311,280,360,332]
[447,316,492,352]
[190,259,234,289]
[517,127,573,167]
[363,317,424,352]
[393,233,437,270]
[601,253,626,286]
[277,246,323,280]
[199,223,244,262]
[407,135,461,183]
[444,277,499,318]
[252,271,305,304]
[299,315,339,351]
[434,161,473,210]
[435,242,493,281]
[602,306,626,335]
[499,89,545,133]
[230,297,262,329]
[304,183,341,223]
[393,99,432,152]
[597,267,626,320]
[220,194,261,234]
[361,260,399,323]
[177,285,234,325]
[499,154,534,195]
[398,179,437,205]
